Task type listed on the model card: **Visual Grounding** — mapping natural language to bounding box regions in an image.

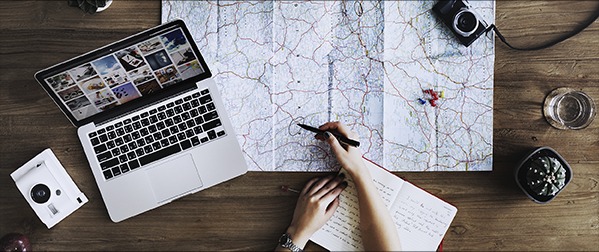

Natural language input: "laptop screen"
[36,20,210,127]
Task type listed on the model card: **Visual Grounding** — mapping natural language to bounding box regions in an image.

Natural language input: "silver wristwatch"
[278,233,303,252]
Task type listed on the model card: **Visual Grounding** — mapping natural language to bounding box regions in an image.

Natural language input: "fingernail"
[341,181,348,187]
[338,173,345,178]
[324,131,331,139]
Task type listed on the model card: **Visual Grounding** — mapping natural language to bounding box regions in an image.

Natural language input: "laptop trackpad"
[145,154,203,203]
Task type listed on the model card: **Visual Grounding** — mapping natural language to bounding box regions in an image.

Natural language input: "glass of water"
[543,87,596,130]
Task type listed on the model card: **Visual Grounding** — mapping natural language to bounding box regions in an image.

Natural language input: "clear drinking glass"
[543,87,596,130]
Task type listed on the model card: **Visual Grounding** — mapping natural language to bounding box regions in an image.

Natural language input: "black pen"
[297,123,360,147]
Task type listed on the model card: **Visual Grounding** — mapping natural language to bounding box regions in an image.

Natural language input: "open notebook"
[311,159,458,251]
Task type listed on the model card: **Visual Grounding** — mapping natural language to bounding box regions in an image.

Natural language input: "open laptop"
[34,20,248,222]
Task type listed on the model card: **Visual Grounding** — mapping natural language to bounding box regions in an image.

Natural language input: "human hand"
[316,122,367,176]
[285,175,347,248]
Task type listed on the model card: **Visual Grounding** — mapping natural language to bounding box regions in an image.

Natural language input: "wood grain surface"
[1,1,598,251]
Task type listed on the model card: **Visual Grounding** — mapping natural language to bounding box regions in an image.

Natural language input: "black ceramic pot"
[514,147,572,203]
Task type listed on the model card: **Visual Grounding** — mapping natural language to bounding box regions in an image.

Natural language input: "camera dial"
[31,184,51,204]
[453,8,479,37]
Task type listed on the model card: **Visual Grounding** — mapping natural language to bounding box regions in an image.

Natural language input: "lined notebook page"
[391,183,457,251]
[310,160,404,251]
[310,160,457,251]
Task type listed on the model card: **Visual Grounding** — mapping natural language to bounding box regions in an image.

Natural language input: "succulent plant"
[67,0,111,14]
[525,156,567,196]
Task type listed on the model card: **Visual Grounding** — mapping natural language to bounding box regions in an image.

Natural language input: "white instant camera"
[11,149,88,228]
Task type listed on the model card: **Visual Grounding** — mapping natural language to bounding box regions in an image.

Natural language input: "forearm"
[316,122,401,250]
[281,226,310,248]
[351,169,402,251]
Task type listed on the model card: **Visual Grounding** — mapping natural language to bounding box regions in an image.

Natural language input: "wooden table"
[1,1,598,250]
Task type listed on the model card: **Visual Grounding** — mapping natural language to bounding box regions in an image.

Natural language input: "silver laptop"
[34,20,248,222]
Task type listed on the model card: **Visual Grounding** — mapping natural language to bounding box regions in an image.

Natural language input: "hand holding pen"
[297,123,360,147]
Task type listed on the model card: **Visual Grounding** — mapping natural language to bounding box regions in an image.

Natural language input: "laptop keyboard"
[87,89,226,181]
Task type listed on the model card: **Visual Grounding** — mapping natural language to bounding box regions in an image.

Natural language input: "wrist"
[345,161,368,178]
[285,225,310,249]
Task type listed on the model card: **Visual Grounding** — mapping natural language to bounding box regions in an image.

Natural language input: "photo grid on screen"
[45,28,205,121]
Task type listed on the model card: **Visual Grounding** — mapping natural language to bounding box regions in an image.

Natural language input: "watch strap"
[279,233,303,252]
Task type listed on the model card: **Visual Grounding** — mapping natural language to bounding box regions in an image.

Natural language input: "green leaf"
[81,2,91,13]
[87,5,98,14]
[67,0,79,7]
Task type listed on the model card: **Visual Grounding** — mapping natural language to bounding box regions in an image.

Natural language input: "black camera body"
[432,0,488,47]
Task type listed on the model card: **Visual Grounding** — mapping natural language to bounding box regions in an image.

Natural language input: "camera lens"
[31,184,51,204]
[453,9,479,37]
